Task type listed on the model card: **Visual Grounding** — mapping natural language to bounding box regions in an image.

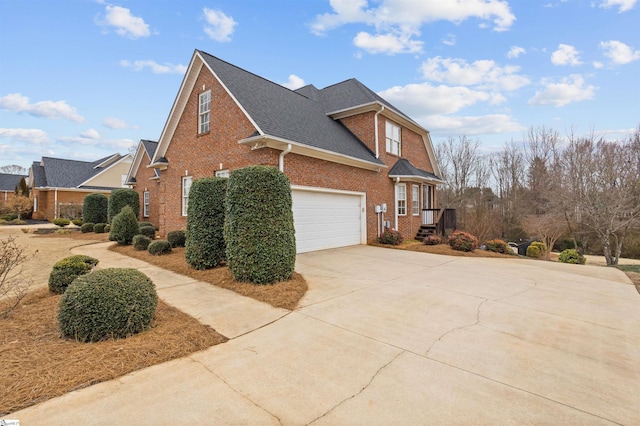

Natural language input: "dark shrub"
[53,218,70,227]
[58,268,157,342]
[105,224,110,234]
[93,223,107,233]
[167,230,186,248]
[80,222,94,233]
[448,230,478,252]
[1,213,18,221]
[139,221,154,229]
[185,177,227,270]
[379,229,403,245]
[148,240,172,256]
[225,166,296,284]
[423,235,441,245]
[107,189,140,223]
[558,248,585,264]
[139,225,156,239]
[485,239,510,254]
[71,218,83,226]
[133,235,151,251]
[48,255,99,294]
[109,205,138,245]
[82,193,108,225]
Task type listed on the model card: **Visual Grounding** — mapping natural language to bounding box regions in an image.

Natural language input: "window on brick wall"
[182,176,192,216]
[215,170,229,178]
[412,184,420,216]
[199,90,211,134]
[143,191,150,217]
[386,120,401,156]
[397,183,406,216]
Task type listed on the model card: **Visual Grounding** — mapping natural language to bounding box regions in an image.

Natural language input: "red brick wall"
[133,154,161,227]
[31,189,108,221]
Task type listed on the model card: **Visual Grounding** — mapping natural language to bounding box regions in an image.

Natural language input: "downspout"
[279,144,292,172]
[374,105,385,159]
[395,177,400,230]
[54,188,58,219]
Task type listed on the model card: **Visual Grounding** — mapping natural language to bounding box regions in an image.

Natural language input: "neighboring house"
[29,154,133,220]
[0,173,27,209]
[125,139,160,226]
[127,49,452,253]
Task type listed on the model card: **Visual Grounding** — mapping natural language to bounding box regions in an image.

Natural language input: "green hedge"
[138,225,156,239]
[224,166,296,284]
[167,230,186,248]
[185,177,227,270]
[53,218,70,227]
[80,222,94,233]
[82,193,108,224]
[558,248,585,264]
[93,223,107,233]
[109,205,138,245]
[48,255,99,294]
[148,240,172,255]
[133,235,151,251]
[58,268,157,342]
[107,189,140,223]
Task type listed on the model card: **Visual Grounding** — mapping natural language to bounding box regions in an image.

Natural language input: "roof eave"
[388,174,446,184]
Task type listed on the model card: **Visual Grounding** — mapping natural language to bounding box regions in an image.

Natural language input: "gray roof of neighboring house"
[198,51,383,166]
[0,173,26,191]
[30,155,124,189]
[388,158,442,181]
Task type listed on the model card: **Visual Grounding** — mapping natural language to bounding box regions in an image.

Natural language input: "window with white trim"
[182,176,192,216]
[215,170,229,178]
[397,183,406,216]
[385,120,401,156]
[412,185,420,216]
[143,191,150,217]
[199,90,211,134]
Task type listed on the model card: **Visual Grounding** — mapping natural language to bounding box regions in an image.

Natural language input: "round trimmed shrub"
[71,218,83,226]
[58,268,158,342]
[224,166,296,284]
[448,230,479,252]
[167,230,186,248]
[53,218,70,227]
[109,205,138,245]
[105,224,110,234]
[139,221,154,229]
[138,225,156,239]
[185,177,227,270]
[379,229,403,245]
[527,241,547,258]
[558,248,585,264]
[485,239,510,254]
[93,223,107,233]
[82,193,108,225]
[107,189,140,223]
[133,234,151,251]
[48,255,99,294]
[148,240,172,255]
[81,222,94,233]
[424,235,441,245]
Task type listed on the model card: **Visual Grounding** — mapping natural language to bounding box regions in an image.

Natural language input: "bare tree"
[489,141,527,240]
[1,236,33,318]
[8,196,32,220]
[0,165,27,175]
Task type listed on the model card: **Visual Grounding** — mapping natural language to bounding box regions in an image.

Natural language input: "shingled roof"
[198,51,383,166]
[0,173,26,191]
[31,155,126,189]
[388,158,443,182]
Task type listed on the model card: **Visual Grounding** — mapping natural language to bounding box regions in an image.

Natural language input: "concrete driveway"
[13,245,640,425]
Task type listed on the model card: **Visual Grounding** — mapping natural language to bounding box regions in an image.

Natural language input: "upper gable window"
[385,121,401,156]
[199,90,211,134]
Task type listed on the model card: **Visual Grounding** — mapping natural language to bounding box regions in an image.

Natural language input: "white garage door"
[292,189,364,253]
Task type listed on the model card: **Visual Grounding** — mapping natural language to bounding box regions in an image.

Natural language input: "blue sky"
[1,0,638,170]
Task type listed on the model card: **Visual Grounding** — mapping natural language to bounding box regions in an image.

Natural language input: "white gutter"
[279,144,292,172]
[395,177,400,230]
[374,105,385,159]
[54,188,58,219]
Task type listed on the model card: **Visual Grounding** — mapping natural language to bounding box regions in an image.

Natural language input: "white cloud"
[203,8,237,42]
[280,74,306,90]
[442,34,456,46]
[378,83,499,116]
[529,74,596,107]
[425,114,525,135]
[0,93,84,122]
[599,40,640,64]
[310,0,515,54]
[354,31,423,54]
[598,0,637,12]
[507,46,525,58]
[99,5,150,39]
[103,117,133,129]
[120,59,187,74]
[0,128,50,144]
[551,44,582,66]
[80,129,100,139]
[420,57,530,91]
[593,61,604,68]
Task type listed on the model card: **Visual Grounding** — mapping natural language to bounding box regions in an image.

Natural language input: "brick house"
[29,154,133,220]
[125,139,160,226]
[127,49,452,253]
[0,173,28,211]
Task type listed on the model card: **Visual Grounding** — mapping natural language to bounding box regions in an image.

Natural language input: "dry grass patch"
[373,241,515,258]
[109,245,307,310]
[37,230,110,242]
[0,288,226,416]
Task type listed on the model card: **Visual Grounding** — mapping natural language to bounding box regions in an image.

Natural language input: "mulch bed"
[373,241,516,258]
